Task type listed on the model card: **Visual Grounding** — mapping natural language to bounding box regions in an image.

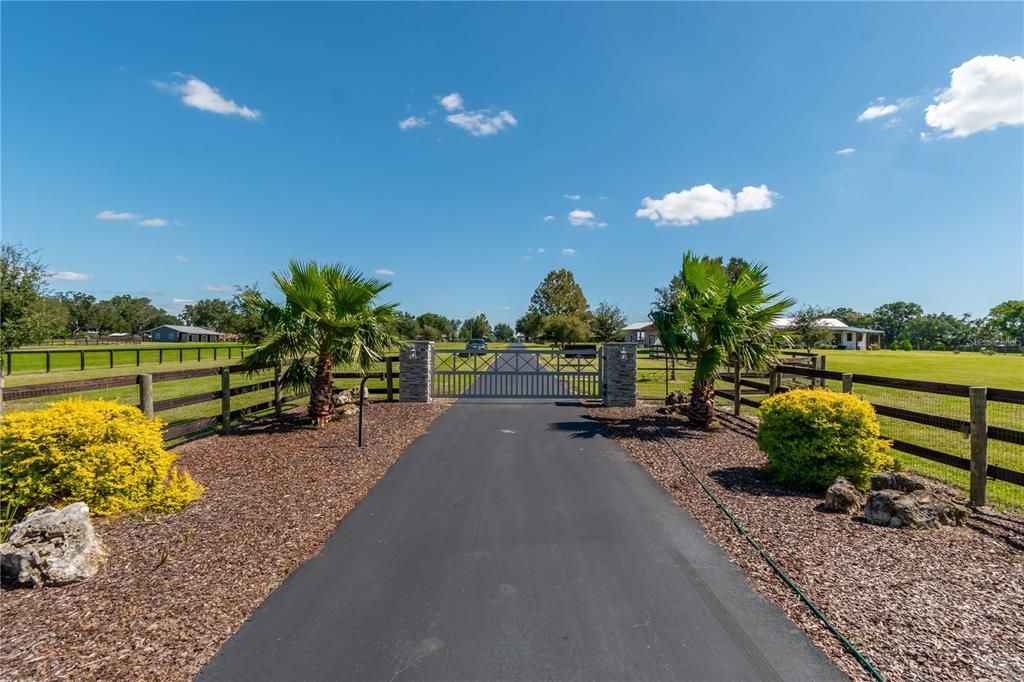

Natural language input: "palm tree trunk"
[309,355,335,427]
[688,377,717,427]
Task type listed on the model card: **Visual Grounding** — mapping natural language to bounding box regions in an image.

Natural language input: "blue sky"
[3,2,1022,325]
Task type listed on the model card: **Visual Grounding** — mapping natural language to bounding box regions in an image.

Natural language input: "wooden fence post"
[274,365,283,417]
[136,349,141,366]
[842,372,853,393]
[386,358,394,401]
[969,386,988,507]
[179,348,183,363]
[45,351,51,373]
[159,348,163,364]
[816,355,827,387]
[221,367,232,435]
[108,349,114,369]
[733,360,742,416]
[139,374,154,418]
[5,352,10,376]
[80,350,85,371]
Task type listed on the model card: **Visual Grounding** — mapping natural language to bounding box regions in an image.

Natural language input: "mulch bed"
[589,405,1024,682]
[0,401,449,681]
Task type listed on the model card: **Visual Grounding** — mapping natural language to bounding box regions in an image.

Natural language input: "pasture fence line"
[713,364,1024,507]
[2,357,402,444]
[2,344,255,376]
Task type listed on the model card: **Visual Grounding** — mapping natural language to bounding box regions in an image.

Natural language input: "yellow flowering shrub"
[757,388,894,490]
[0,399,203,519]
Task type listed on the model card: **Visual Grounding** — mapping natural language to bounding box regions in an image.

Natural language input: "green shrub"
[900,340,913,351]
[0,399,203,522]
[757,388,894,490]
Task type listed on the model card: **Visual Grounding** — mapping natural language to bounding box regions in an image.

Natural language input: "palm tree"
[651,251,793,427]
[239,261,400,426]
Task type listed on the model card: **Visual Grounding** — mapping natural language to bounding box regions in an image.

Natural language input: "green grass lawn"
[814,349,1023,389]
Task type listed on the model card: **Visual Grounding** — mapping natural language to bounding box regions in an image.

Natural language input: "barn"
[146,325,223,343]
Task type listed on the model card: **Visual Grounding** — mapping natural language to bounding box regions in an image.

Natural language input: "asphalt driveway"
[199,363,841,681]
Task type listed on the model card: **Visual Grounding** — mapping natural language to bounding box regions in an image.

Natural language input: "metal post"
[221,367,232,435]
[358,373,384,447]
[842,373,853,394]
[733,360,742,416]
[969,387,988,507]
[386,358,394,401]
[139,374,154,418]
[274,365,283,418]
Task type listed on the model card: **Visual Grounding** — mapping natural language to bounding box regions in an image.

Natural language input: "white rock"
[1,502,107,587]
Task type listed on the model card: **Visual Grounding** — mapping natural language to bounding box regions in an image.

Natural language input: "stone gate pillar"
[602,342,637,407]
[399,341,433,402]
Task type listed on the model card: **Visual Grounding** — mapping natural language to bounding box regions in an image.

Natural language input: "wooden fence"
[3,358,401,444]
[717,364,1024,506]
[3,345,254,376]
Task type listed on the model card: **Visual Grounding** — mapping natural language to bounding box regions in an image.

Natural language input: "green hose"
[648,418,886,682]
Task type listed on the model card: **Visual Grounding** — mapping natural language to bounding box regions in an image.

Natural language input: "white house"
[773,317,883,350]
[622,322,661,348]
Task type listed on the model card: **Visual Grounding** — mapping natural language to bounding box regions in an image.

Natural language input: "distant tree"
[417,313,458,340]
[460,314,492,340]
[529,269,590,319]
[493,323,515,342]
[55,291,97,336]
[723,257,752,283]
[181,298,237,331]
[98,295,178,335]
[394,312,420,340]
[872,302,924,343]
[904,313,961,350]
[0,243,63,351]
[829,307,856,323]
[989,300,1024,346]
[230,285,272,342]
[652,251,793,427]
[542,314,591,346]
[590,301,628,342]
[515,310,545,341]
[790,305,832,351]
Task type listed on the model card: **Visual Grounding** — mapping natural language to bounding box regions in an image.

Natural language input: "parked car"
[465,338,488,353]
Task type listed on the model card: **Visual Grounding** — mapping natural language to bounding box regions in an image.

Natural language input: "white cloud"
[47,271,93,281]
[563,194,581,201]
[374,268,395,276]
[543,215,555,222]
[561,248,576,256]
[522,255,533,260]
[203,284,234,293]
[925,55,1024,138]
[857,97,912,123]
[175,255,188,262]
[155,74,261,121]
[438,92,464,112]
[568,209,607,228]
[635,183,777,226]
[446,110,517,136]
[398,116,429,131]
[173,298,194,304]
[836,147,856,155]
[499,306,511,311]
[536,247,546,254]
[96,209,139,221]
[138,217,168,227]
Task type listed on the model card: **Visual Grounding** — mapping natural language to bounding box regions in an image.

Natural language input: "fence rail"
[3,345,254,376]
[3,358,402,444]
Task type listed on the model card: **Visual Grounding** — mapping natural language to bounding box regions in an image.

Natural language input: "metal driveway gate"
[432,348,602,399]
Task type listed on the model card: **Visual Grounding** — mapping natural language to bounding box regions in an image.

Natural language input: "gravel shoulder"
[589,405,1024,682]
[0,401,449,681]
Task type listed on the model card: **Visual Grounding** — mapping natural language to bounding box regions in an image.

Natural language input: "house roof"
[146,325,222,335]
[622,321,657,332]
[773,317,882,334]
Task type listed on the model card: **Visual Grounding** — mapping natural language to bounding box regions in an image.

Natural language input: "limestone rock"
[1,502,107,587]
[332,385,368,407]
[823,476,862,513]
[665,390,686,407]
[863,489,968,529]
[870,471,926,494]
